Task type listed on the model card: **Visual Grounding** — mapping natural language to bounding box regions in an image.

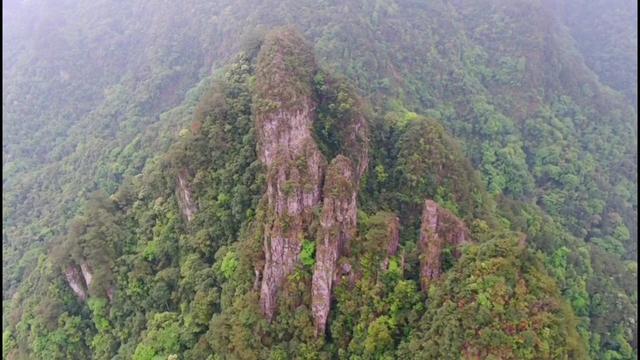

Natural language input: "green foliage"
[374,164,388,184]
[88,298,111,332]
[220,251,239,279]
[393,113,491,226]
[300,240,316,268]
[399,235,588,359]
[3,330,16,359]
[132,313,181,360]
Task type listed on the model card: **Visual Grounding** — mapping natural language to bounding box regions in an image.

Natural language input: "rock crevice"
[80,263,93,288]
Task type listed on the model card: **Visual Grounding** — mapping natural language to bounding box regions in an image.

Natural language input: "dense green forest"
[2,0,637,359]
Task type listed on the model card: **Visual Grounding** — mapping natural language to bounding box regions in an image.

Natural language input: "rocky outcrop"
[254,29,370,331]
[256,29,327,320]
[382,215,401,270]
[309,74,370,336]
[80,263,93,288]
[419,199,471,292]
[338,111,369,180]
[65,265,88,301]
[106,287,114,302]
[176,168,197,223]
[64,262,112,302]
[311,156,358,335]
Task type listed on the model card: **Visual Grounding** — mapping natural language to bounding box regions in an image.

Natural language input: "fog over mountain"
[2,1,637,359]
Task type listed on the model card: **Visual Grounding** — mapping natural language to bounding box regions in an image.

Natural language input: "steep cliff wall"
[65,261,115,302]
[382,215,400,270]
[80,263,93,288]
[311,156,358,335]
[309,72,370,335]
[176,168,197,223]
[253,28,372,333]
[255,28,327,320]
[419,199,471,292]
[65,265,88,301]
[338,112,369,181]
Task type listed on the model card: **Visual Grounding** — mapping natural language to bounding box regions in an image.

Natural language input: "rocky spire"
[382,215,400,270]
[65,265,88,301]
[254,28,369,332]
[311,155,358,335]
[255,28,327,320]
[419,199,471,292]
[176,168,197,223]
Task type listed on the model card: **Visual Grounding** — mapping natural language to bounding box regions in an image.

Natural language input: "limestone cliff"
[419,199,471,292]
[335,107,369,181]
[309,73,370,335]
[254,29,370,331]
[65,261,114,302]
[65,265,88,301]
[80,262,93,288]
[176,168,197,223]
[255,28,327,320]
[311,155,358,335]
[382,215,400,270]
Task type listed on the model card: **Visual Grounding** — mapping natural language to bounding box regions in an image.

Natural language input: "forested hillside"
[2,1,637,359]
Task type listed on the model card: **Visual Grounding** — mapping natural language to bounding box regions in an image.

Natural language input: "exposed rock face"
[255,29,369,330]
[419,199,471,292]
[65,265,87,301]
[339,112,369,180]
[382,215,401,270]
[312,156,358,335]
[334,261,356,287]
[106,287,114,302]
[176,168,197,223]
[80,263,93,288]
[256,29,327,320]
[518,233,527,248]
[65,262,113,302]
[309,73,370,335]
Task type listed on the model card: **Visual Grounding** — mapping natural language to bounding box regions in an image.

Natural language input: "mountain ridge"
[2,1,637,359]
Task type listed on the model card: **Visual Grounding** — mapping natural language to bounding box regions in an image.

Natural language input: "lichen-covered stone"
[176,168,197,223]
[65,265,88,301]
[312,155,358,335]
[80,262,93,288]
[382,215,400,270]
[419,199,471,292]
[256,29,327,320]
[254,29,370,329]
[338,110,369,181]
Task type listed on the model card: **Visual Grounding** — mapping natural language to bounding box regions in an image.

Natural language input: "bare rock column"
[311,156,358,335]
[382,215,401,270]
[80,262,93,288]
[65,265,88,301]
[255,28,327,320]
[419,199,471,292]
[176,168,197,223]
[254,29,369,330]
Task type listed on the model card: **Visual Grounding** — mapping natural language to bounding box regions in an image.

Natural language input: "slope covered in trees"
[2,1,637,359]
